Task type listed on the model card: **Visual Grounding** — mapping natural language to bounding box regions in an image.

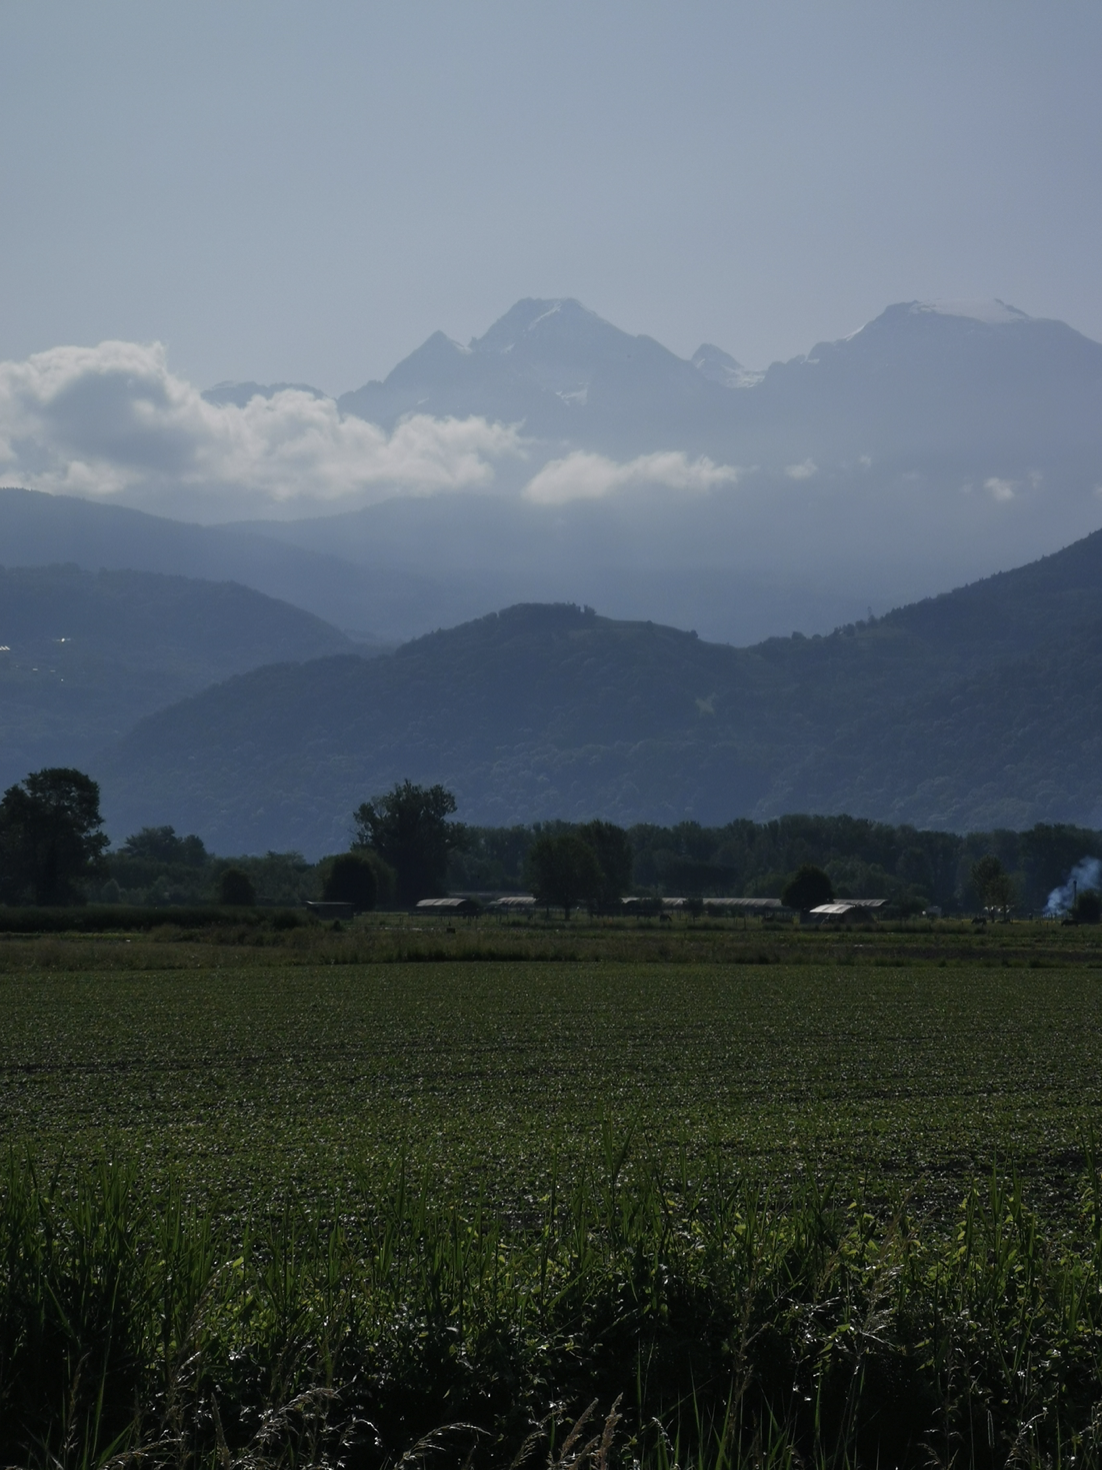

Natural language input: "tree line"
[2,766,1100,916]
[452,813,1102,915]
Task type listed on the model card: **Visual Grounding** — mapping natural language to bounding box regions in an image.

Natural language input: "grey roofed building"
[414,896,481,915]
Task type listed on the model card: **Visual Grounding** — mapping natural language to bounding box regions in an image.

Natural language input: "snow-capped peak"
[910,299,1031,326]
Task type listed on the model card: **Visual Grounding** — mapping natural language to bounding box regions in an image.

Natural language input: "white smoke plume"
[1044,856,1102,916]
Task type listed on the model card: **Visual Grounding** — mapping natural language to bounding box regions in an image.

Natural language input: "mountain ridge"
[330,294,1102,463]
[0,564,357,792]
[235,294,1102,643]
[92,524,1102,854]
[6,293,1102,647]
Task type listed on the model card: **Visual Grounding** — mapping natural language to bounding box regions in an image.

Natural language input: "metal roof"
[809,900,885,915]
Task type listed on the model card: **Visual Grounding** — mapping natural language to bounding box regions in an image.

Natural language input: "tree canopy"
[121,825,208,866]
[353,781,464,906]
[321,852,378,912]
[525,832,604,919]
[781,864,834,912]
[217,867,256,906]
[576,820,634,910]
[971,855,1014,916]
[1073,887,1102,925]
[0,767,109,905]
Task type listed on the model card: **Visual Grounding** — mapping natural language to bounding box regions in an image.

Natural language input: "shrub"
[1073,887,1102,924]
[217,868,256,906]
[321,852,378,911]
[782,863,833,911]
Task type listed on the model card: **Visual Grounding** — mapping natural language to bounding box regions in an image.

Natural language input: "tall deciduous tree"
[576,820,634,910]
[0,767,109,906]
[525,832,604,919]
[971,855,1014,917]
[353,781,464,906]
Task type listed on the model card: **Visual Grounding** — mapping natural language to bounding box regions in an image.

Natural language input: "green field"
[3,918,1102,1467]
[3,928,1102,1208]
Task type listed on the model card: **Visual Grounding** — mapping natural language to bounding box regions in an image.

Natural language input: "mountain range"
[333,296,1102,468]
[4,295,1102,857]
[230,296,1102,643]
[6,294,1102,647]
[90,525,1102,856]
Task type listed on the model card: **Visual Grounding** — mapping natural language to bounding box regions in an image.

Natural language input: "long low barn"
[414,896,481,916]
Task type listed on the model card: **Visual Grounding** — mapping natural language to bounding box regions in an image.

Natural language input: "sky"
[1,1,1101,398]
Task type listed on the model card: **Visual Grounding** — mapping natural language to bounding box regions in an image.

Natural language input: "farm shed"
[702,897,787,914]
[804,900,885,926]
[414,896,481,916]
[304,900,355,921]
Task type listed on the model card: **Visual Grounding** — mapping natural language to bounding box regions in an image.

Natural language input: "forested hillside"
[93,525,1102,853]
[0,566,354,790]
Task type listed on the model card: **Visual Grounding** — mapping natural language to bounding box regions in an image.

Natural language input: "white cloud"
[985,476,1016,502]
[0,340,524,514]
[523,449,738,506]
[785,458,817,480]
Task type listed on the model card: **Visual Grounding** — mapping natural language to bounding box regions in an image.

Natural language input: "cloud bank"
[0,340,525,516]
[523,449,739,505]
[0,339,745,519]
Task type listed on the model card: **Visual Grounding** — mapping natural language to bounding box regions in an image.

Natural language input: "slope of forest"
[93,526,1102,853]
[0,486,428,641]
[0,566,354,791]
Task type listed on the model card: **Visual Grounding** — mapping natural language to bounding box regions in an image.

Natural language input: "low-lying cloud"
[523,450,739,505]
[0,340,525,515]
[0,340,747,520]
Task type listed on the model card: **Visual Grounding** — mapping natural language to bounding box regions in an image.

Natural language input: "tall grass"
[3,1147,1102,1468]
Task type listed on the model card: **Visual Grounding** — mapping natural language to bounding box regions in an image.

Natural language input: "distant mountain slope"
[0,486,489,643]
[0,566,354,792]
[93,527,1102,853]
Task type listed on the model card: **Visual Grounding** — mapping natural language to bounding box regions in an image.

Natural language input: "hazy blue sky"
[2,2,1100,393]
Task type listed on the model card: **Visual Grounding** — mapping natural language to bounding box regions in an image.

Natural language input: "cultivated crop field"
[2,924,1102,1209]
[3,918,1102,1468]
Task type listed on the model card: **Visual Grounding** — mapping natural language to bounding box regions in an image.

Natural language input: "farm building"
[804,900,887,926]
[414,896,481,916]
[304,900,355,921]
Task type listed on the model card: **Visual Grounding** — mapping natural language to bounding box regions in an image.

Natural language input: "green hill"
[92,526,1102,854]
[0,565,354,791]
